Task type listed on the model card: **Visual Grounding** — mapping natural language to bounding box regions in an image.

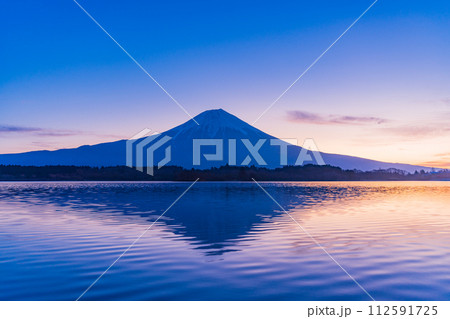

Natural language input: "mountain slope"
[0,109,430,172]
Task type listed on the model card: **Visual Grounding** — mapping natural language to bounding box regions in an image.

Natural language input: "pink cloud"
[286,110,388,125]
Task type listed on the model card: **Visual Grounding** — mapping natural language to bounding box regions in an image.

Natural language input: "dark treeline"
[0,165,449,181]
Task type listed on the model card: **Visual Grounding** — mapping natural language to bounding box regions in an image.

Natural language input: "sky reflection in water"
[0,182,449,300]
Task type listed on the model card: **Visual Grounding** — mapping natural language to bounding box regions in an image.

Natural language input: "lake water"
[0,181,449,301]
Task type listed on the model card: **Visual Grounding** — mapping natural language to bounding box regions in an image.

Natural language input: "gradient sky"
[1,0,449,168]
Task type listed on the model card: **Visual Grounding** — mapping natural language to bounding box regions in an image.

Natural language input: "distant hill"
[0,109,432,173]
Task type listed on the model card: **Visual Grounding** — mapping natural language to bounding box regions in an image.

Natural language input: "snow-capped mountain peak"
[168,108,271,139]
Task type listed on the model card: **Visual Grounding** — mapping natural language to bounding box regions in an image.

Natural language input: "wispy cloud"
[417,161,450,169]
[286,110,388,125]
[0,125,122,139]
[435,152,450,158]
[382,124,450,138]
[440,98,450,106]
[0,125,83,137]
[0,125,42,133]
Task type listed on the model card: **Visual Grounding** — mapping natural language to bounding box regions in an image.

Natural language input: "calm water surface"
[0,181,449,300]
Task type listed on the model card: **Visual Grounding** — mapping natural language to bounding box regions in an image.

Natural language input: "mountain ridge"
[0,109,432,173]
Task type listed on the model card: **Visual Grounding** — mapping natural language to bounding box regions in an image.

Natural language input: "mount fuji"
[0,109,430,173]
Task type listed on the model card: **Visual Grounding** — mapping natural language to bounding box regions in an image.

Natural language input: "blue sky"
[1,0,450,167]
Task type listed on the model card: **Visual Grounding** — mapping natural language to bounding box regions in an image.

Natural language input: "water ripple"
[0,181,449,300]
